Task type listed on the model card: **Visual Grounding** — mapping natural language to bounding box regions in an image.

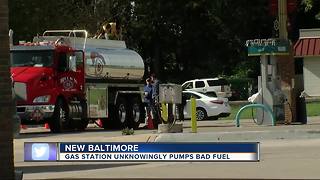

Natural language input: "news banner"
[24,142,259,162]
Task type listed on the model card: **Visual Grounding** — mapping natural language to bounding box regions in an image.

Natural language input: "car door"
[193,80,206,93]
[183,92,201,118]
[183,92,192,118]
[207,79,220,93]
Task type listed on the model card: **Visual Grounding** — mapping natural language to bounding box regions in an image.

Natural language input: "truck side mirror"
[69,56,77,72]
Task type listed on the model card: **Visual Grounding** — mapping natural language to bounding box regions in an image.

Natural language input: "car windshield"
[11,50,54,67]
[182,82,193,89]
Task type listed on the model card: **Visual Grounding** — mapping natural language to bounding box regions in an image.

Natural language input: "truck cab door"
[72,51,85,93]
[56,51,85,94]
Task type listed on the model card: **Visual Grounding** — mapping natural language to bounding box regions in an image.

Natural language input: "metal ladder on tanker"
[34,29,127,51]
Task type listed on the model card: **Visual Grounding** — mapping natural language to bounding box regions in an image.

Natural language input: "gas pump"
[157,84,183,133]
[246,38,291,125]
[257,55,287,124]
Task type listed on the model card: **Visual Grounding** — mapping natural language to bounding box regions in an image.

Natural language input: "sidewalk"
[156,116,320,142]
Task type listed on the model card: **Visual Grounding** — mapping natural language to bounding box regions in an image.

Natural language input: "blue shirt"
[144,84,153,103]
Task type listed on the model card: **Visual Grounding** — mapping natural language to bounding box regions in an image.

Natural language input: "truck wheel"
[116,97,129,129]
[49,98,70,133]
[73,101,89,131]
[130,98,144,129]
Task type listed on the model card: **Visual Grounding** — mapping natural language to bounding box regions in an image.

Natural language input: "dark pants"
[145,102,152,116]
[150,101,162,128]
[178,104,185,120]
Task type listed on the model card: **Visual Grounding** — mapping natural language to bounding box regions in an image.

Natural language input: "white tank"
[84,47,144,80]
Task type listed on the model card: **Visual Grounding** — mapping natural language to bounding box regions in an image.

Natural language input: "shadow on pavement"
[15,127,122,139]
[16,123,158,140]
[16,131,94,139]
[16,163,145,174]
[15,131,59,139]
[183,124,235,128]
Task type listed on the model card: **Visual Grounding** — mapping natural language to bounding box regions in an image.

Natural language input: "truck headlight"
[33,95,50,103]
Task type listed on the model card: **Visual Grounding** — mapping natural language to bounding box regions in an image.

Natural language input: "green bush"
[227,78,256,101]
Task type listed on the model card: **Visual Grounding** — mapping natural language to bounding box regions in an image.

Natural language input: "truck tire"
[49,98,70,133]
[72,101,89,131]
[130,98,145,129]
[103,104,124,130]
[116,97,129,129]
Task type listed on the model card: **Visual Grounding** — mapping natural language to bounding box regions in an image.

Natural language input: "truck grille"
[14,82,27,101]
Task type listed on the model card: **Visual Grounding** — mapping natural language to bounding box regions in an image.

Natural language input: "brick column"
[0,0,15,179]
[277,53,296,124]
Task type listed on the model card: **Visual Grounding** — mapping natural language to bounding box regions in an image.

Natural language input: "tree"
[301,0,320,20]
[122,0,272,82]
[8,0,273,83]
[302,0,315,11]
[8,0,128,41]
[0,0,15,179]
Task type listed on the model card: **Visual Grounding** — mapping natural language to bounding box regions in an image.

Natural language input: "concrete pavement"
[14,116,320,179]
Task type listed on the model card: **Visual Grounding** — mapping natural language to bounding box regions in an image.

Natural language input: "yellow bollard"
[191,97,197,133]
[161,103,168,122]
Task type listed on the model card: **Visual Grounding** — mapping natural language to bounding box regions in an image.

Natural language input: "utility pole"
[0,0,15,179]
[277,0,296,124]
[278,0,288,39]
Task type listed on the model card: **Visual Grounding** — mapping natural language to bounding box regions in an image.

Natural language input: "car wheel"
[196,108,207,121]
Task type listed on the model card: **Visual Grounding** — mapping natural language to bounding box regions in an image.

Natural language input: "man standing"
[150,73,161,127]
[144,78,153,126]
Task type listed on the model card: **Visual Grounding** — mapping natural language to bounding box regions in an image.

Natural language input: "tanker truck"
[10,30,146,132]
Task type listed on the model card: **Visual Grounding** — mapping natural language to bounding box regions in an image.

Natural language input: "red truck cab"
[11,41,86,132]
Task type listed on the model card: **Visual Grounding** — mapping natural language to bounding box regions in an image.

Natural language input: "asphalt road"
[14,117,320,179]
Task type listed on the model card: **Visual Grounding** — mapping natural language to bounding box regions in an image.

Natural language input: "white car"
[182,90,231,120]
[182,78,232,98]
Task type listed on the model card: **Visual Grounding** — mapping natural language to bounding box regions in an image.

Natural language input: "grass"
[306,102,320,117]
[221,104,255,120]
[221,102,320,120]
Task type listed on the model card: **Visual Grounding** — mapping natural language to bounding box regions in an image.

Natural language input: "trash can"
[296,96,307,124]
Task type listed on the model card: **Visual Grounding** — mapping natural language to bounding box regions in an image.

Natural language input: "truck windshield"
[11,50,54,67]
